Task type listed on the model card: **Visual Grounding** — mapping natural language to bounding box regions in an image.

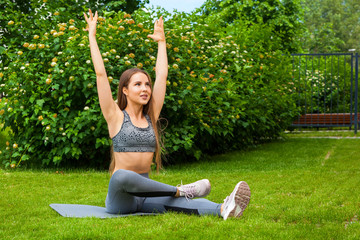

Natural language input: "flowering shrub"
[0,3,299,168]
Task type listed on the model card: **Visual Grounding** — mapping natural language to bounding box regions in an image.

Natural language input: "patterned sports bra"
[112,110,156,152]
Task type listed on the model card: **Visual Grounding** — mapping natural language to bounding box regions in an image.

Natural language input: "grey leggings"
[105,169,222,216]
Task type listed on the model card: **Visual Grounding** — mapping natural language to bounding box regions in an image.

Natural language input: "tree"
[300,0,360,53]
[197,0,304,53]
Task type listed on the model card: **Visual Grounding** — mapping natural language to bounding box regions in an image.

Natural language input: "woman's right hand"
[84,9,98,37]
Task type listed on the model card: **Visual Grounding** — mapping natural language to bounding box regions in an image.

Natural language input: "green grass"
[285,128,359,138]
[1,137,360,239]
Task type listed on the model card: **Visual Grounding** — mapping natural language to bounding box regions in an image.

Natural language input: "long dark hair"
[109,68,162,175]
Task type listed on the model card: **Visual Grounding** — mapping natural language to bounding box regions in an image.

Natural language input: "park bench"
[292,113,360,127]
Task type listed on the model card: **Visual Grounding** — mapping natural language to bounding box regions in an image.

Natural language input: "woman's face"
[123,72,152,106]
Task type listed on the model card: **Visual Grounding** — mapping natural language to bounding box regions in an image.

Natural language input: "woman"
[84,9,250,220]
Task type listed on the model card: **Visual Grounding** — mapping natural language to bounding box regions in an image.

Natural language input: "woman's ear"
[122,87,128,96]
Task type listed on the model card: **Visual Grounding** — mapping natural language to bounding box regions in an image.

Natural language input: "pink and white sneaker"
[178,179,211,199]
[221,181,251,220]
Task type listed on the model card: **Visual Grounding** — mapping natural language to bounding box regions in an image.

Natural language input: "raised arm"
[147,16,168,120]
[84,9,120,124]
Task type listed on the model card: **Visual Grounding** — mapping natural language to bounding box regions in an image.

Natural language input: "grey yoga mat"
[50,204,158,218]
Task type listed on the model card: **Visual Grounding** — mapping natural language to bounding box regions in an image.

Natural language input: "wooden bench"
[292,113,360,127]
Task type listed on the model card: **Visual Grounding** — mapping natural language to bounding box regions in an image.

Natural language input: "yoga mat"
[50,204,158,218]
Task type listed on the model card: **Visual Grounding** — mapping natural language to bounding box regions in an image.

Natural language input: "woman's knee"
[111,169,135,186]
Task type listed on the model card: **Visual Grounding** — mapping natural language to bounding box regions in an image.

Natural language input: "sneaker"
[221,181,251,220]
[178,179,211,199]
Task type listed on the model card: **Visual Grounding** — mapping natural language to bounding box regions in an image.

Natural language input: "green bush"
[0,1,299,168]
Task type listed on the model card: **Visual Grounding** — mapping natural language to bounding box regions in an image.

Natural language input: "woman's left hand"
[147,16,165,42]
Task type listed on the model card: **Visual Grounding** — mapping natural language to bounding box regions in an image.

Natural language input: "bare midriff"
[112,151,154,175]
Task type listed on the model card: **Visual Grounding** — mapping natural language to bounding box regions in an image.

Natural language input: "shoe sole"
[226,181,251,219]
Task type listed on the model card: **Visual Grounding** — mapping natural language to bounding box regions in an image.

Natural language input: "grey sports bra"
[112,110,156,152]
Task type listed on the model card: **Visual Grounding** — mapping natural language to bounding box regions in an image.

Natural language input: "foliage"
[300,0,360,53]
[0,0,147,14]
[0,0,148,66]
[197,0,304,53]
[0,1,299,168]
[292,54,354,114]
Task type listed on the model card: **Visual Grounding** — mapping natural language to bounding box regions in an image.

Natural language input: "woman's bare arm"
[147,16,168,120]
[84,9,120,123]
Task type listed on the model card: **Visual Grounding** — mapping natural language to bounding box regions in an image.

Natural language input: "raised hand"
[84,9,98,37]
[147,16,165,42]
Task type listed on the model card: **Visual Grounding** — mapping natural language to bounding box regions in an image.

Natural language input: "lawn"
[1,136,360,239]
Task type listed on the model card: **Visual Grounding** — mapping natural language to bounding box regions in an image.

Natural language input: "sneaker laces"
[177,181,198,200]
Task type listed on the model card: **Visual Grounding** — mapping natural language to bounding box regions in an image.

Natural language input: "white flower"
[20,66,25,70]
[145,39,150,43]
[86,60,91,64]
[128,43,133,47]
[51,62,57,67]
[65,62,69,66]
[79,43,85,47]
[62,132,66,136]
[4,67,8,70]
[58,52,63,55]
[59,69,64,73]
[84,106,89,110]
